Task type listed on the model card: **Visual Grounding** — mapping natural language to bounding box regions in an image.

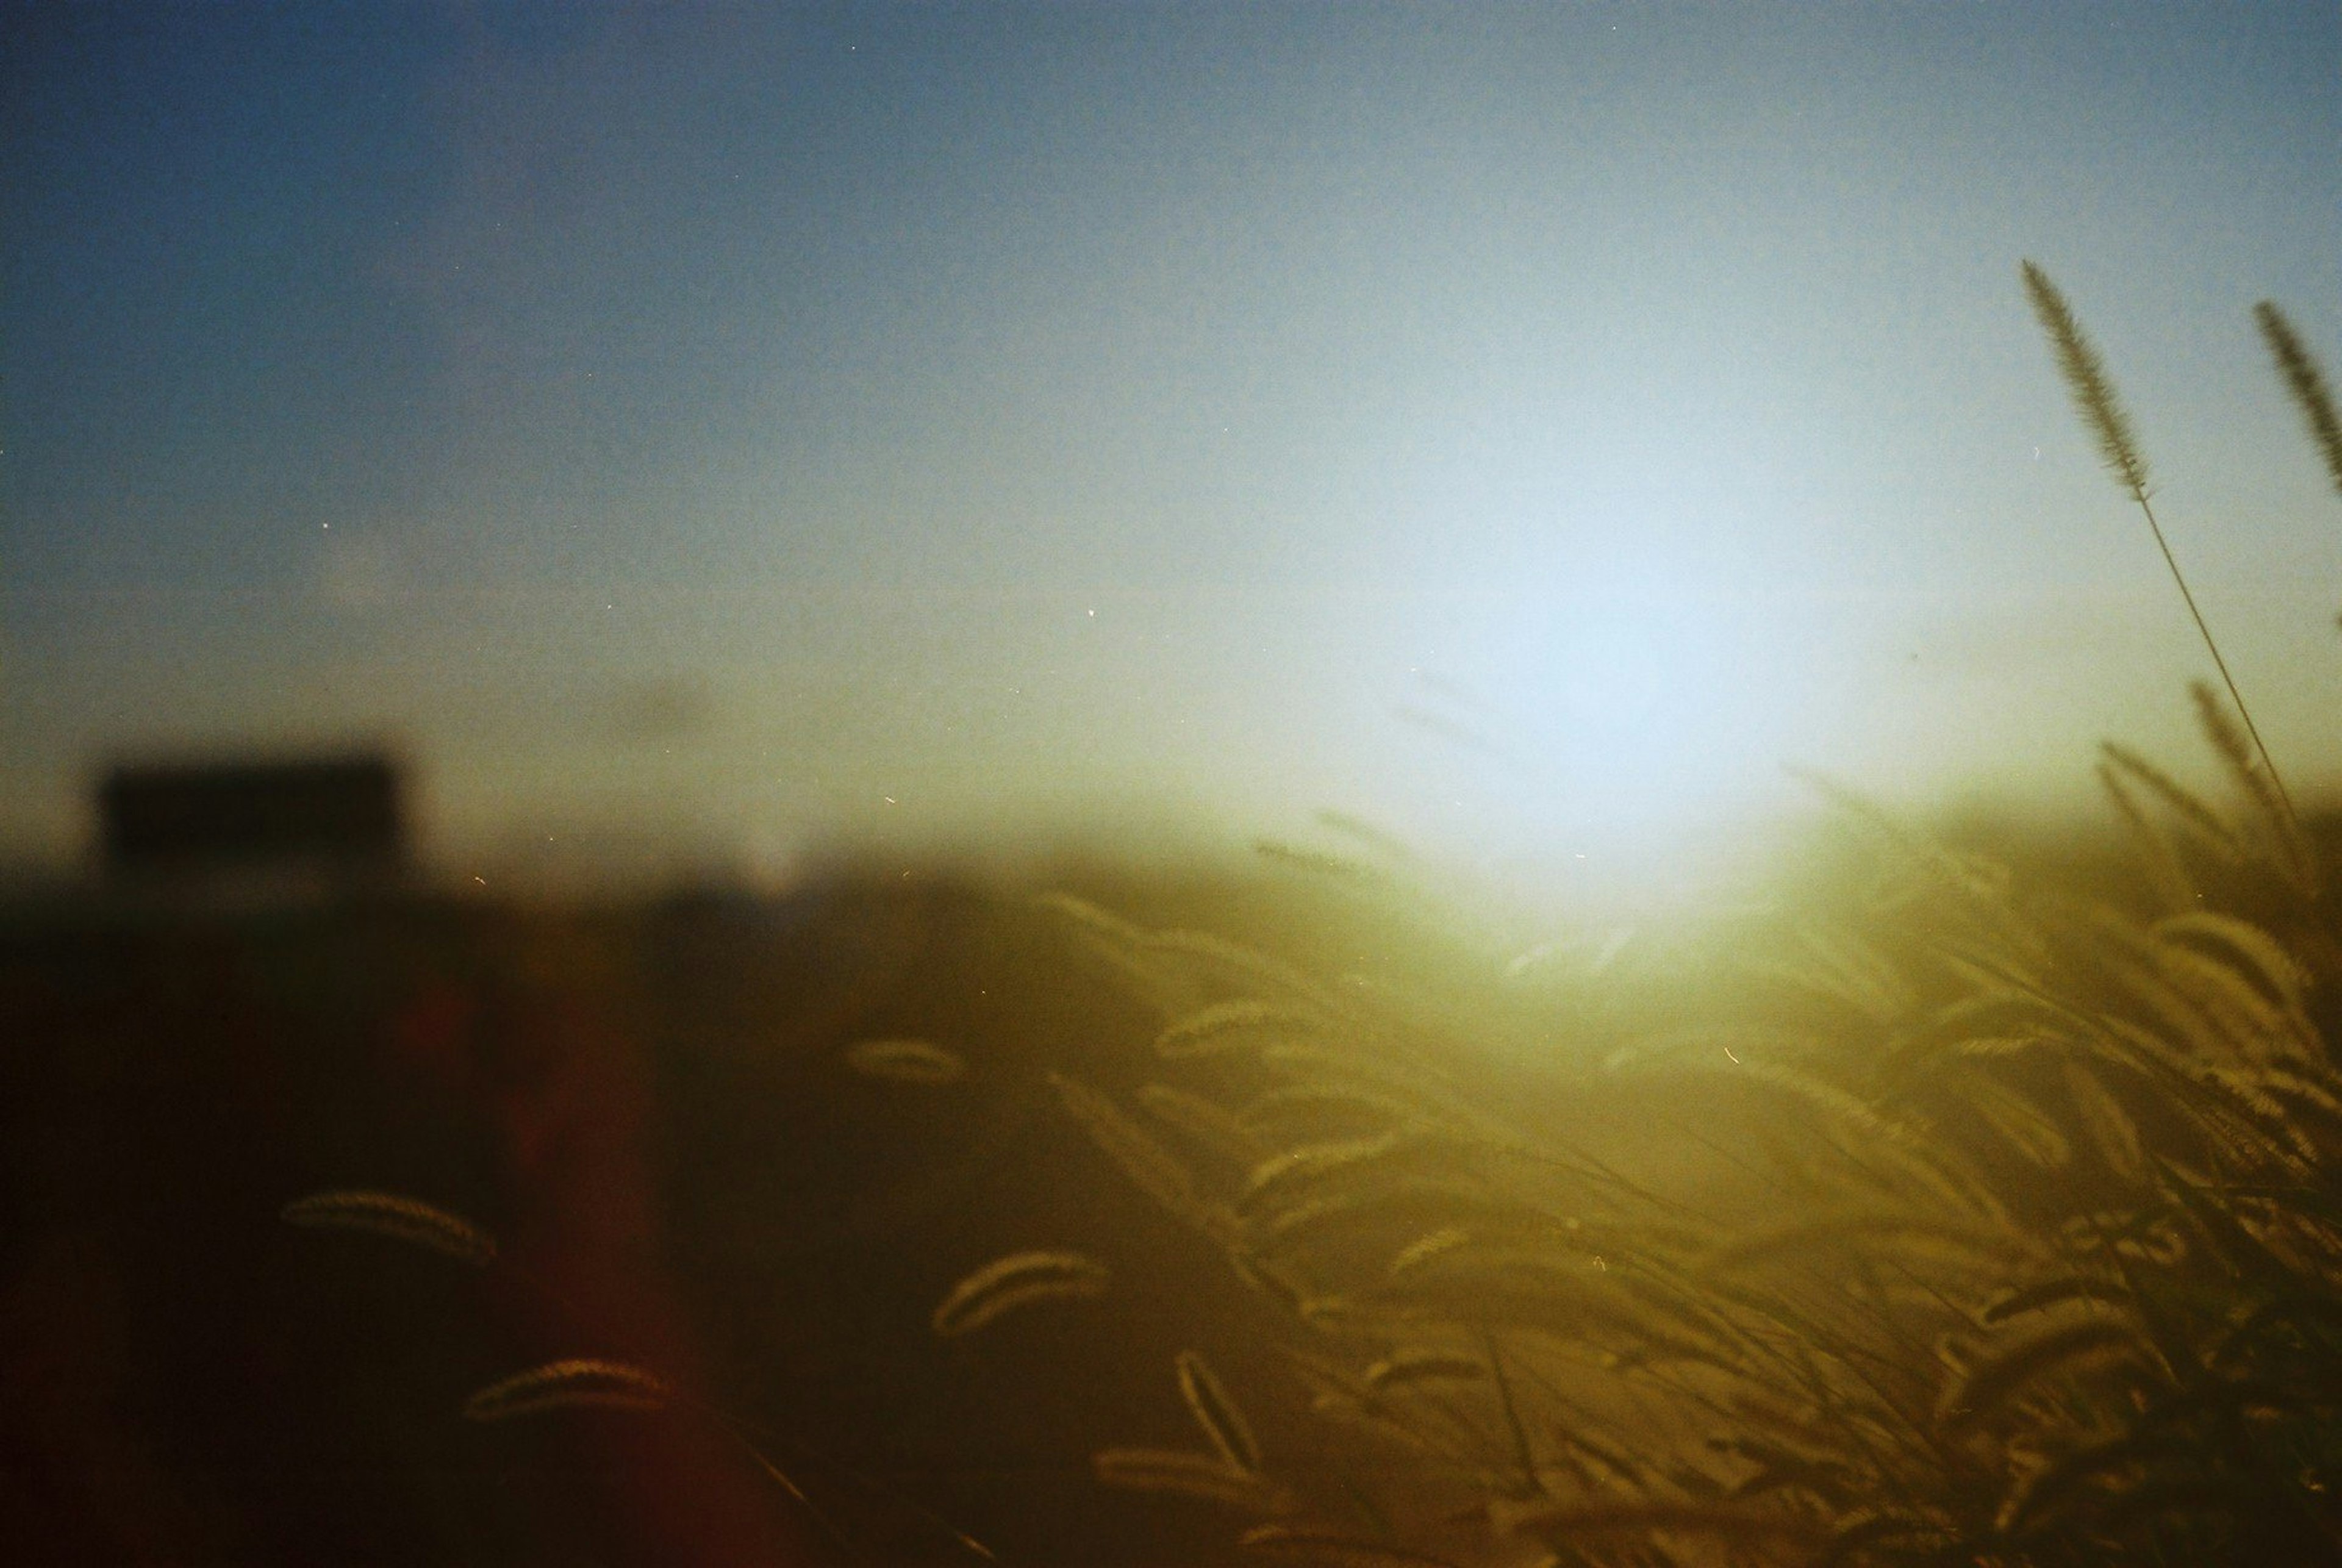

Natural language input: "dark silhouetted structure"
[99,754,406,884]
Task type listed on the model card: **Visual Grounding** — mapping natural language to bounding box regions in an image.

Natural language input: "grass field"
[10,278,2342,1566]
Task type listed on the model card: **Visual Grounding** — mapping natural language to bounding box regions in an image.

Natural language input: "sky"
[5,2,2340,908]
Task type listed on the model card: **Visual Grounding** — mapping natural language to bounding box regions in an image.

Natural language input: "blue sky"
[5,2,2339,904]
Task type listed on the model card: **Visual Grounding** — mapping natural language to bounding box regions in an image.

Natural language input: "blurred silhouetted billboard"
[99,756,406,884]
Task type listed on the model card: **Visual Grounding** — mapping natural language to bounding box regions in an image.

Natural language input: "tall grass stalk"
[2021,260,2302,841]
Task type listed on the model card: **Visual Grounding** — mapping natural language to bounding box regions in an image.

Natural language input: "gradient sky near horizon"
[5,2,2340,906]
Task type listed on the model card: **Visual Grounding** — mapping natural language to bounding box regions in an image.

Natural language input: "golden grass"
[273,278,2342,1566]
[278,1189,498,1267]
[930,1248,1114,1337]
[1176,1347,1264,1475]
[843,1035,969,1083]
[1030,803,2342,1560]
[460,1358,675,1421]
[974,284,2342,1565]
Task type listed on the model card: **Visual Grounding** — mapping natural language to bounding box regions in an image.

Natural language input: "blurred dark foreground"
[17,751,2339,1567]
[0,862,1358,1568]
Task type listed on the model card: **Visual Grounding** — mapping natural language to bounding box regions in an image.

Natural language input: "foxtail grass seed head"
[279,1189,497,1266]
[1936,1317,2144,1433]
[1155,999,1321,1059]
[843,1037,967,1084]
[2255,300,2342,498]
[931,1249,1112,1337]
[461,1359,673,1421]
[1175,1349,1262,1474]
[1363,1350,1488,1388]
[2022,260,2151,502]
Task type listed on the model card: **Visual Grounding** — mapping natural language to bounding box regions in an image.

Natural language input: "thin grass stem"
[2021,261,2302,843]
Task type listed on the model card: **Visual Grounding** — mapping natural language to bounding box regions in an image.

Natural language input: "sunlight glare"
[1433,585,1813,915]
